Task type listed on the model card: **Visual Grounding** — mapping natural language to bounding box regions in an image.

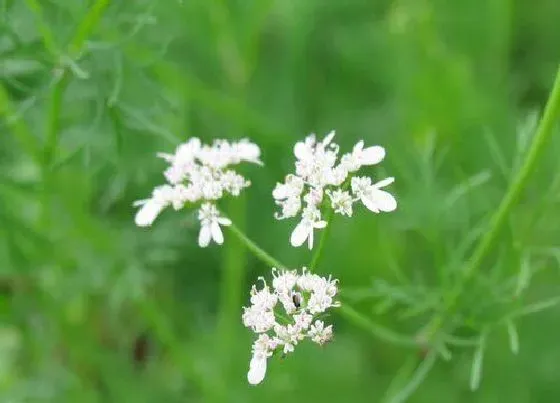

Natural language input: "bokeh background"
[1,0,560,402]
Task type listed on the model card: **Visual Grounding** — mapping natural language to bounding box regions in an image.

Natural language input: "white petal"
[211,221,224,244]
[247,356,267,385]
[374,176,395,188]
[308,228,315,249]
[272,184,289,200]
[322,130,336,146]
[294,142,310,160]
[314,220,328,229]
[134,200,165,226]
[352,140,364,152]
[371,190,397,212]
[360,146,385,165]
[132,199,149,207]
[218,217,232,226]
[290,221,310,247]
[198,225,211,247]
[361,195,380,213]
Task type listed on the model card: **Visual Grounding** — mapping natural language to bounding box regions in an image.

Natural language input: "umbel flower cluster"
[242,267,340,385]
[134,137,261,246]
[273,131,397,249]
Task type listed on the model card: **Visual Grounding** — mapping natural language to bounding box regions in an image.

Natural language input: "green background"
[1,0,560,402]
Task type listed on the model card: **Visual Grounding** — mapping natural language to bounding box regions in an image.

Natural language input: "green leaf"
[506,319,519,355]
[469,332,487,391]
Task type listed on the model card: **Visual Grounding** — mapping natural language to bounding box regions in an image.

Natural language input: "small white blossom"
[242,267,339,385]
[308,320,333,345]
[327,189,353,216]
[290,206,327,249]
[247,334,276,385]
[197,203,232,247]
[274,130,396,249]
[133,185,175,226]
[352,177,397,213]
[134,137,261,247]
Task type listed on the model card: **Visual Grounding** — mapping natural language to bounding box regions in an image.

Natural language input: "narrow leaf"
[515,253,531,297]
[506,320,519,355]
[384,351,437,403]
[469,333,486,391]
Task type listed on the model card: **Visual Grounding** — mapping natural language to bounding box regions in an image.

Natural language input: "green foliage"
[1,0,560,402]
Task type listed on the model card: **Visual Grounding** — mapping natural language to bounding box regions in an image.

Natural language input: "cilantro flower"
[273,130,396,249]
[242,268,340,385]
[134,137,261,247]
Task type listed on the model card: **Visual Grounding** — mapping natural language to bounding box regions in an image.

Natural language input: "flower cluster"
[242,267,340,385]
[134,137,261,247]
[273,131,396,249]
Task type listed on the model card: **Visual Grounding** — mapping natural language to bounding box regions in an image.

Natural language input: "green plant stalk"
[338,305,418,347]
[0,84,41,162]
[309,207,335,270]
[23,0,59,57]
[228,223,284,268]
[427,65,560,338]
[43,0,111,167]
[68,0,111,56]
[217,197,247,366]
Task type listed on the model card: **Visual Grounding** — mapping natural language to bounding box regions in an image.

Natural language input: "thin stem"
[23,0,59,57]
[428,65,560,338]
[217,197,247,369]
[0,84,41,162]
[383,350,438,403]
[309,208,335,270]
[337,305,418,347]
[460,65,560,285]
[228,222,285,268]
[43,0,111,168]
[68,0,111,57]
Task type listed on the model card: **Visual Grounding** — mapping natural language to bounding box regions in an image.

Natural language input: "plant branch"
[428,64,560,338]
[337,305,418,347]
[228,222,285,268]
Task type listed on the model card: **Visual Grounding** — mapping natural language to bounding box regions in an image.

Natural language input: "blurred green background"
[1,0,560,402]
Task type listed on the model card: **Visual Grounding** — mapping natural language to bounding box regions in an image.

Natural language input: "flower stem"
[228,222,285,268]
[217,197,247,362]
[428,64,560,338]
[309,207,335,270]
[338,305,418,347]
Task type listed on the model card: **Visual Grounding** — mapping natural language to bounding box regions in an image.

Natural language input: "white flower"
[308,320,333,345]
[274,130,395,248]
[327,189,353,216]
[352,177,397,213]
[248,334,276,385]
[133,185,175,226]
[134,137,261,247]
[197,203,232,247]
[243,267,339,385]
[290,206,327,249]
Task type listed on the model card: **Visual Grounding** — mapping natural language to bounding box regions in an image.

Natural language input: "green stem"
[0,84,41,162]
[460,64,560,286]
[228,222,285,268]
[23,0,59,57]
[217,197,247,367]
[309,208,335,270]
[428,65,560,338]
[43,0,111,167]
[338,305,418,347]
